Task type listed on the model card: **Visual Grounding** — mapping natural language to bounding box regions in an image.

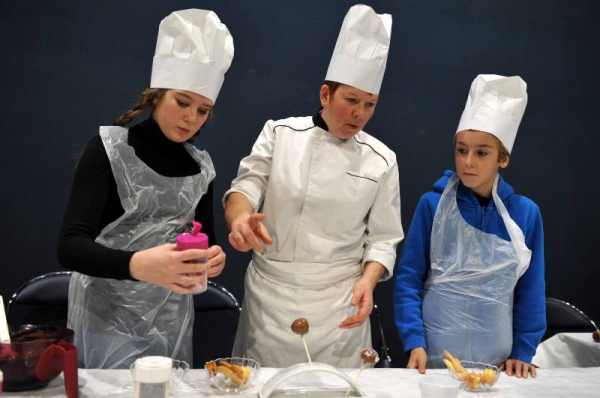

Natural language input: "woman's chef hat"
[150,9,234,104]
[325,4,392,95]
[456,74,528,153]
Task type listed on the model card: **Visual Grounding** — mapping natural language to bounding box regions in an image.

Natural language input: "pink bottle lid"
[176,221,209,251]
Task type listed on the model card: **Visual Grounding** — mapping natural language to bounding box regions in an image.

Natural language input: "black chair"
[192,280,241,368]
[543,297,597,341]
[7,271,72,328]
[7,272,240,368]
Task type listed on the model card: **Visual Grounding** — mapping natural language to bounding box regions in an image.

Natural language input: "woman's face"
[153,90,213,143]
[320,84,378,139]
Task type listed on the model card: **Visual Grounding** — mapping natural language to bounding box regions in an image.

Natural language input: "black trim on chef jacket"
[271,111,387,184]
[314,109,389,167]
[57,116,216,281]
[353,137,389,167]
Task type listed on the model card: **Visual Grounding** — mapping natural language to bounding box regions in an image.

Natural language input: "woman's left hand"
[499,359,537,378]
[206,245,226,278]
[339,278,375,329]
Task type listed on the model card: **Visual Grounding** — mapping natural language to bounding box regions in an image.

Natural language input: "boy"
[394,74,545,378]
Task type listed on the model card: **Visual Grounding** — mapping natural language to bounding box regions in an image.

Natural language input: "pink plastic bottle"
[176,221,208,294]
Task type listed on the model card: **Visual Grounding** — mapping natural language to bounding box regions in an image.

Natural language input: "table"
[532,332,600,368]
[4,367,600,397]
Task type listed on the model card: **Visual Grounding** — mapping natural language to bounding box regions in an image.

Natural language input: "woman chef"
[224,5,403,367]
[57,9,233,369]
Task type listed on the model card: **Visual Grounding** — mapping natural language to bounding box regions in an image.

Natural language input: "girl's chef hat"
[456,74,528,153]
[325,5,392,95]
[150,9,234,104]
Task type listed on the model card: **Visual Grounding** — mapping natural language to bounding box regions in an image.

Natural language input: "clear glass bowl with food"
[447,361,500,392]
[205,357,260,392]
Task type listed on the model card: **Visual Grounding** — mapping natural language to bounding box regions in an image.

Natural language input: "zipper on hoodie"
[480,206,487,230]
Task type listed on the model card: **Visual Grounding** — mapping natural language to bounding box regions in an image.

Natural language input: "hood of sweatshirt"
[433,170,514,208]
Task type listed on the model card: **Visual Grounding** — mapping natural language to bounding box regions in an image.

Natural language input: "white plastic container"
[419,375,460,398]
[130,356,189,398]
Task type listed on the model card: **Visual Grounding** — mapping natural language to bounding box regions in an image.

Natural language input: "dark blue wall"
[1,1,598,364]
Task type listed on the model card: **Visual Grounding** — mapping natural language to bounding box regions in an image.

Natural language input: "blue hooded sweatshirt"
[394,170,546,364]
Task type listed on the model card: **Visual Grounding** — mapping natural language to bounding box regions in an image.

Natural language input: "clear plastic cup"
[186,258,208,294]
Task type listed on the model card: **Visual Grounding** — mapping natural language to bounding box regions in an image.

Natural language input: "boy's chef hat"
[325,4,392,95]
[456,74,528,153]
[151,9,234,104]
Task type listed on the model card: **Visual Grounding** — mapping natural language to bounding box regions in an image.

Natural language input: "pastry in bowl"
[443,350,500,392]
[205,357,260,392]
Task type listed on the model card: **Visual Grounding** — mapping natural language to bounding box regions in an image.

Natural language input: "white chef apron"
[232,253,371,368]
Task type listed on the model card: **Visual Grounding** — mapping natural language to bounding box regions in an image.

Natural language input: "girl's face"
[455,130,509,197]
[320,84,378,140]
[153,90,213,143]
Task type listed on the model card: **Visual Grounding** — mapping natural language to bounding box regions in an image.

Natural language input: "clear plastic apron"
[423,174,531,367]
[67,126,215,369]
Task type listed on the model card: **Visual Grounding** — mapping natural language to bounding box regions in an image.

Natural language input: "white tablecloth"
[4,367,600,398]
[532,332,600,368]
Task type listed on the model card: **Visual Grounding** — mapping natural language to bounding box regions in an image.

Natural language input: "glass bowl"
[205,357,260,393]
[447,360,500,392]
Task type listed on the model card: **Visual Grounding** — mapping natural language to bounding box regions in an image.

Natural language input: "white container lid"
[133,356,172,383]
[419,375,460,397]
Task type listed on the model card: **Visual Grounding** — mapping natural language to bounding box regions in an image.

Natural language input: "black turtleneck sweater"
[57,117,216,280]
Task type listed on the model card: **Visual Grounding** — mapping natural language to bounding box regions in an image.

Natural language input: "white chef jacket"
[224,114,403,367]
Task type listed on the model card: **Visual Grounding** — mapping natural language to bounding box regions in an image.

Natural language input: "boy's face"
[455,130,509,198]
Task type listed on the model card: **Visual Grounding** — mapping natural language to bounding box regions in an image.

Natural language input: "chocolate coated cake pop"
[291,318,309,336]
[360,348,380,364]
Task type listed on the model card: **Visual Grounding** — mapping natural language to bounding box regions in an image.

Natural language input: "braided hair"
[115,88,209,143]
[115,88,167,127]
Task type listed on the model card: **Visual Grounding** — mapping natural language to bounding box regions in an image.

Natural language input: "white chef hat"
[150,9,234,104]
[456,74,528,153]
[324,4,392,95]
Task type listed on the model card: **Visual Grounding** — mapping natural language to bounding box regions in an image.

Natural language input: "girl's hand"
[129,243,210,294]
[206,245,226,278]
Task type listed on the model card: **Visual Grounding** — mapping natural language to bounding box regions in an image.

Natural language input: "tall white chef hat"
[325,4,392,95]
[456,74,528,153]
[150,9,234,104]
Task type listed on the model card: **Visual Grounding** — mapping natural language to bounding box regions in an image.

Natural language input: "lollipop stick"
[354,363,366,382]
[301,335,312,365]
[345,363,366,396]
